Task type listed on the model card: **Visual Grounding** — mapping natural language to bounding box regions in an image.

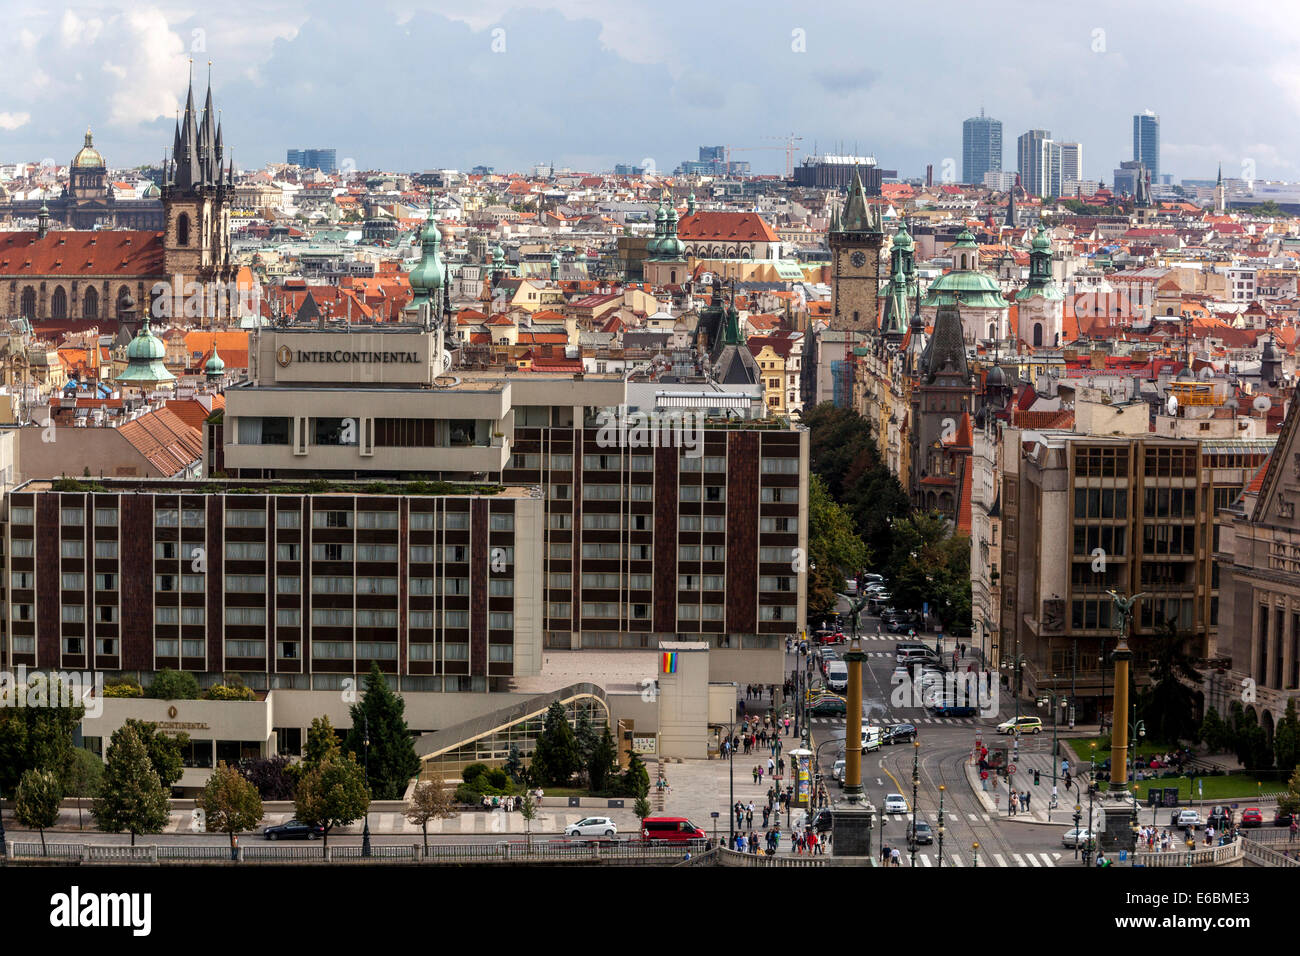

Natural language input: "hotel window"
[237,417,290,445]
[62,572,85,590]
[445,512,470,530]
[582,603,618,618]
[630,574,652,589]
[702,605,724,620]
[680,516,702,531]
[704,486,725,503]
[175,574,201,592]
[761,517,793,533]
[678,605,700,620]
[94,541,118,559]
[548,602,571,618]
[760,457,799,474]
[490,514,514,532]
[277,543,301,561]
[357,576,398,595]
[511,453,542,469]
[410,545,435,563]
[10,506,34,524]
[583,514,619,530]
[11,539,33,557]
[357,610,399,627]
[63,507,85,525]
[155,606,180,625]
[61,605,86,623]
[488,645,514,662]
[549,542,572,559]
[679,485,702,502]
[548,572,572,590]
[630,544,651,560]
[62,637,84,654]
[550,513,573,530]
[226,640,266,657]
[628,485,652,501]
[226,509,266,528]
[312,608,353,627]
[410,611,435,628]
[61,540,85,558]
[312,510,353,529]
[408,643,434,661]
[225,542,265,560]
[358,511,399,530]
[703,575,725,590]
[93,605,116,624]
[494,546,514,565]
[550,453,574,470]
[356,642,397,659]
[679,574,698,590]
[445,610,470,628]
[155,509,180,527]
[631,604,649,620]
[409,511,435,530]
[583,573,621,588]
[628,455,652,471]
[703,457,726,472]
[156,574,177,592]
[95,573,117,591]
[679,545,700,561]
[181,607,205,626]
[441,578,470,596]
[702,546,725,561]
[155,639,179,656]
[311,576,353,594]
[582,543,620,559]
[703,516,725,532]
[760,606,788,621]
[11,571,32,589]
[182,509,205,527]
[489,579,514,597]
[410,577,434,595]
[225,575,266,593]
[681,457,702,472]
[551,484,572,500]
[583,454,620,471]
[155,541,178,560]
[96,639,117,656]
[12,604,33,621]
[312,417,354,446]
[276,510,301,529]
[488,612,514,629]
[225,607,265,627]
[312,543,352,561]
[278,642,300,660]
[445,545,468,562]
[583,484,621,500]
[444,642,469,660]
[94,508,118,526]
[276,576,301,594]
[312,642,352,660]
[357,544,398,562]
[760,576,795,592]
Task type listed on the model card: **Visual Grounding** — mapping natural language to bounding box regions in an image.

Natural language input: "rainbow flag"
[662,651,678,674]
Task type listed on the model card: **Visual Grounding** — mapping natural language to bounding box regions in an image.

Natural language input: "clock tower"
[828,165,885,334]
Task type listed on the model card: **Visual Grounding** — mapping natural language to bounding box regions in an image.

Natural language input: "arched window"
[20,286,35,319]
[988,323,996,339]
[961,254,968,269]
[1033,323,1043,347]
[82,286,99,319]
[51,286,67,320]
[116,286,132,318]
[177,212,190,247]
[670,270,677,283]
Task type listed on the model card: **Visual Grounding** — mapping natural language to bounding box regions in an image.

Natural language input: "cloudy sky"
[0,1,1293,183]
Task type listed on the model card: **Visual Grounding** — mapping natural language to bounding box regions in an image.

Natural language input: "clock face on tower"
[850,251,867,268]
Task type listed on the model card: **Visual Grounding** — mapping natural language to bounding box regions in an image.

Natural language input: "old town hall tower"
[162,71,234,285]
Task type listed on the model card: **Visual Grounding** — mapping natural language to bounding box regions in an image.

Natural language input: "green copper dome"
[1031,225,1051,252]
[205,350,225,377]
[953,227,979,249]
[125,318,166,362]
[117,317,175,386]
[408,200,445,298]
[892,224,914,252]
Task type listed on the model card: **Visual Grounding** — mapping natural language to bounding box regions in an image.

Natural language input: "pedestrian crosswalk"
[810,716,979,725]
[895,850,1061,868]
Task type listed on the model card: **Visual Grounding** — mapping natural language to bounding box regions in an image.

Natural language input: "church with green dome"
[115,312,176,392]
[921,227,1010,343]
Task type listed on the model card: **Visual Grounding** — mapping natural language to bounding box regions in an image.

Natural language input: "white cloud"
[0,112,31,131]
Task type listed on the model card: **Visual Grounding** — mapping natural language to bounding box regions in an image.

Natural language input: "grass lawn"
[1128,774,1288,802]
[539,787,589,798]
[1067,738,1175,763]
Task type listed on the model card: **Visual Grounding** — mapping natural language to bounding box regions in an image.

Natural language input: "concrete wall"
[655,642,710,759]
[17,426,155,481]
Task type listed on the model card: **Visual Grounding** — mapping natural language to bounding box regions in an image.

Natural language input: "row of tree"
[1198,699,1300,774]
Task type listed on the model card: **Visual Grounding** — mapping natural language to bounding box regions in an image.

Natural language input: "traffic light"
[1034,769,1041,786]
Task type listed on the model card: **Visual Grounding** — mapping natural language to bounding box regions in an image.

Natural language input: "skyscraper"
[1058,142,1083,191]
[1133,111,1159,183]
[1017,129,1052,198]
[962,110,1003,185]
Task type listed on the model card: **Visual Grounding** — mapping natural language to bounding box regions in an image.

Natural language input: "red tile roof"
[0,230,164,276]
[676,211,779,243]
[117,407,203,476]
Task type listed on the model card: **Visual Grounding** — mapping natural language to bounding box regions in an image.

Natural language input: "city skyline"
[0,1,1293,182]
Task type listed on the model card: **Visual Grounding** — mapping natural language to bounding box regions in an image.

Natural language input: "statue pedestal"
[831,800,875,858]
[1096,794,1138,863]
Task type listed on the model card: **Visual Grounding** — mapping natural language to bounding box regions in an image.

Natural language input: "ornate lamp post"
[972,840,979,868]
[362,712,372,858]
[937,785,946,867]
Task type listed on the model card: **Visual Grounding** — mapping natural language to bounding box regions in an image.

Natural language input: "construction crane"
[723,137,803,178]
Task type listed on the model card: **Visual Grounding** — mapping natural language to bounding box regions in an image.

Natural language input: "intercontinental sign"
[276,345,420,368]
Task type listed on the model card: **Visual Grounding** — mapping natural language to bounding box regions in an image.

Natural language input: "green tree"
[1136,621,1203,744]
[882,512,972,631]
[620,751,650,798]
[405,778,455,852]
[0,673,86,793]
[504,745,525,784]
[808,474,870,618]
[574,710,598,780]
[303,716,341,770]
[1273,700,1300,773]
[519,790,538,849]
[14,768,62,855]
[238,754,299,800]
[118,719,189,790]
[633,796,652,827]
[66,747,104,830]
[1278,766,1300,816]
[587,725,618,793]
[147,668,200,700]
[294,751,371,855]
[343,663,421,800]
[529,702,580,786]
[1197,706,1230,754]
[93,724,171,845]
[196,762,264,855]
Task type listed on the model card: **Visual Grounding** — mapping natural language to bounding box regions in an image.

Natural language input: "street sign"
[1008,764,1017,775]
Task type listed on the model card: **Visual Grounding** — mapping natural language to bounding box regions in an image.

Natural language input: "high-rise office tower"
[1017,129,1053,198]
[962,110,1003,185]
[1058,142,1083,192]
[1133,111,1159,183]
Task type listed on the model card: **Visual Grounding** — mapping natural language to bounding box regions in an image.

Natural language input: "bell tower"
[162,64,233,291]
[828,165,885,334]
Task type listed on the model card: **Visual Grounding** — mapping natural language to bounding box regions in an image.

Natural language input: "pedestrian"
[891,846,901,867]
[768,757,775,777]
[736,833,745,853]
[881,843,891,864]
[1025,790,1032,810]
[763,806,771,827]
[808,829,819,855]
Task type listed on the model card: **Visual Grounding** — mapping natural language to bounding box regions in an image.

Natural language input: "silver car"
[565,816,617,837]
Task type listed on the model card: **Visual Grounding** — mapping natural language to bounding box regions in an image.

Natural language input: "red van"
[641,817,706,842]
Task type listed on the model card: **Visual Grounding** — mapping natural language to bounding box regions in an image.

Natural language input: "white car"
[1062,827,1094,848]
[860,725,883,752]
[884,793,909,814]
[831,758,847,785]
[1175,809,1203,829]
[564,816,617,837]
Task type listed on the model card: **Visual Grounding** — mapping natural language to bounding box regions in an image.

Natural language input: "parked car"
[930,702,979,718]
[797,808,833,833]
[906,821,933,845]
[1239,807,1264,828]
[565,817,617,837]
[641,817,706,842]
[831,758,847,785]
[884,793,909,814]
[845,579,859,595]
[882,724,917,745]
[263,820,324,841]
[809,696,847,717]
[860,725,883,752]
[886,618,910,633]
[996,716,1043,735]
[1207,806,1234,830]
[1272,808,1295,827]
[1062,827,1094,848]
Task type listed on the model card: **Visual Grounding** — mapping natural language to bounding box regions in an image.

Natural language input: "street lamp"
[910,740,920,867]
[0,784,7,861]
[362,713,372,858]
[720,719,745,847]
[972,840,979,868]
[937,785,946,868]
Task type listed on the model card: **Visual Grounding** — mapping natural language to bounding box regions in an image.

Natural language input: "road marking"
[983,814,992,822]
[994,853,1008,867]
[950,853,964,866]
[877,778,883,786]
[920,853,932,867]
[1012,853,1026,867]
[1027,854,1043,867]
[967,813,978,821]
[1053,852,1061,860]
[1039,853,1056,867]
